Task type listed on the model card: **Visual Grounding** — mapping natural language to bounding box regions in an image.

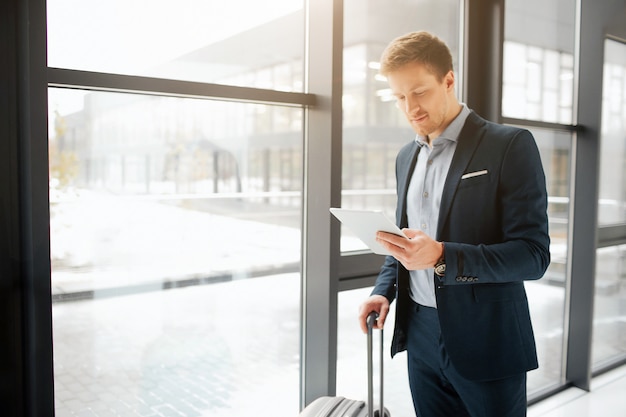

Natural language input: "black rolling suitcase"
[299,312,391,417]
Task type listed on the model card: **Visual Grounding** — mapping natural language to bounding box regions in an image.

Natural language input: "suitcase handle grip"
[366,311,384,417]
[366,310,379,331]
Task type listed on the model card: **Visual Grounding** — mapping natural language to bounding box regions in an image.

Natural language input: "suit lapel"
[436,112,487,238]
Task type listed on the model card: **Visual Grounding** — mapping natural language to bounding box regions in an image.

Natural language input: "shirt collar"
[415,103,471,146]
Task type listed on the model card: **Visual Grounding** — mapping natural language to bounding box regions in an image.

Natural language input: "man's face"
[386,62,456,140]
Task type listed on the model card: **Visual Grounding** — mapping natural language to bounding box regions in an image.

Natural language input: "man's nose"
[402,96,420,114]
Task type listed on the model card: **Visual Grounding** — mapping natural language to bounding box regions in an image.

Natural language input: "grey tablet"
[329,208,407,255]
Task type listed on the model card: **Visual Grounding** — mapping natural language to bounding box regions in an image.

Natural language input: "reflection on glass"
[341,0,461,252]
[50,88,302,416]
[337,287,414,417]
[503,0,576,123]
[47,0,305,91]
[593,38,626,369]
[516,127,570,394]
[598,39,626,226]
[592,245,626,368]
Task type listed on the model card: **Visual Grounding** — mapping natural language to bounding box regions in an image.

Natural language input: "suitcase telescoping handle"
[366,311,384,417]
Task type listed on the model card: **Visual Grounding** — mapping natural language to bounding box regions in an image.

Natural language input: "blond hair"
[379,31,453,81]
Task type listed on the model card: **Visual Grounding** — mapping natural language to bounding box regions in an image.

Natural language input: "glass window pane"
[527,127,571,394]
[341,0,461,253]
[592,244,626,367]
[337,287,414,416]
[503,0,576,124]
[49,88,303,416]
[598,39,626,226]
[47,0,305,92]
[593,39,626,369]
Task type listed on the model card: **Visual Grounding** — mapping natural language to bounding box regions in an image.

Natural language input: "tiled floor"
[528,364,626,417]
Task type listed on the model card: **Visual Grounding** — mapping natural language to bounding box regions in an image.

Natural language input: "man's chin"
[412,126,430,137]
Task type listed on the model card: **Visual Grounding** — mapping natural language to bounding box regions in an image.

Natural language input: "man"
[358,31,550,417]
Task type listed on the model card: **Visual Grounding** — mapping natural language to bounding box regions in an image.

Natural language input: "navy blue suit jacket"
[372,111,551,382]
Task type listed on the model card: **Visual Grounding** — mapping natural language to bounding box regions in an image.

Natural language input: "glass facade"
[527,128,572,392]
[501,0,579,395]
[592,244,626,368]
[47,0,305,91]
[53,273,301,416]
[49,88,303,415]
[597,39,626,227]
[33,0,624,415]
[47,1,309,414]
[592,38,626,370]
[503,0,577,124]
[337,0,575,401]
[337,287,413,416]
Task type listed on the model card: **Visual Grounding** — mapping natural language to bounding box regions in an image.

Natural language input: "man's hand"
[376,229,443,271]
[358,295,390,334]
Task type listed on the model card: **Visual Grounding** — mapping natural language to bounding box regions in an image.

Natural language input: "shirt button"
[423,192,429,198]
[421,223,427,229]
[428,159,434,165]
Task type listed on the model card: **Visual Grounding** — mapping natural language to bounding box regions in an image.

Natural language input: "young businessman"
[358,31,550,417]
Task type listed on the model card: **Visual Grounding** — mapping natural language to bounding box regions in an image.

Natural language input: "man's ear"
[444,70,455,91]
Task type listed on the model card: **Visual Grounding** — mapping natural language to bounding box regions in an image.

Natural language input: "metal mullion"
[464,0,504,122]
[597,224,626,248]
[1,1,24,414]
[501,117,581,133]
[338,252,385,281]
[48,67,317,107]
[300,0,343,410]
[14,0,55,415]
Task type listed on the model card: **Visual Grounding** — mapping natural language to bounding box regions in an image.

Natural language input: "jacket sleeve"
[371,255,398,302]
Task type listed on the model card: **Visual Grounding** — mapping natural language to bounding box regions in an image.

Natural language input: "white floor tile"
[528,365,626,417]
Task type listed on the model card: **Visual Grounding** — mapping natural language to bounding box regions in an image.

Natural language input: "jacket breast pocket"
[458,170,490,189]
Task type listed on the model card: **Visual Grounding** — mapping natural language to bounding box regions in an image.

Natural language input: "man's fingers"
[376,309,387,329]
[358,295,390,333]
[377,231,408,246]
[363,311,385,331]
[401,228,421,239]
[358,305,377,333]
[373,302,390,330]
